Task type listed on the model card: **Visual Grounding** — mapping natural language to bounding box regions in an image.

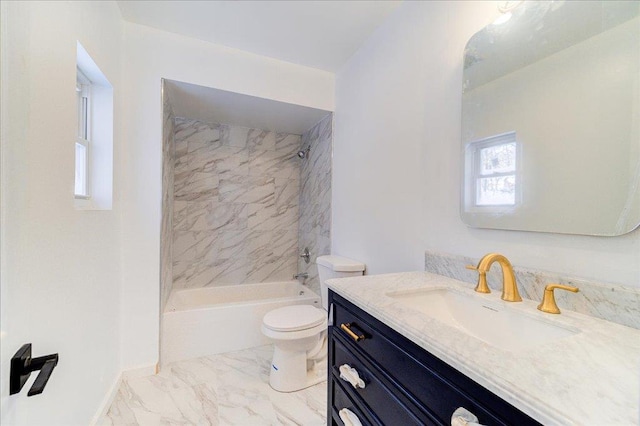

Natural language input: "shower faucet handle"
[300,248,310,264]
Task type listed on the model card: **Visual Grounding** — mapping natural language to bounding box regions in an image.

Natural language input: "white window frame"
[75,68,91,199]
[75,41,113,210]
[464,131,521,211]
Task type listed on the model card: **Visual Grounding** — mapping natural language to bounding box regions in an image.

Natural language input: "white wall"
[120,22,335,370]
[0,1,123,424]
[333,1,640,288]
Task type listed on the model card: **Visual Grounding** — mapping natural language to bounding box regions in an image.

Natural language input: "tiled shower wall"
[172,118,303,289]
[160,88,175,310]
[298,114,333,295]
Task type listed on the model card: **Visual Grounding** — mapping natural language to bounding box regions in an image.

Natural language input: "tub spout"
[294,272,308,281]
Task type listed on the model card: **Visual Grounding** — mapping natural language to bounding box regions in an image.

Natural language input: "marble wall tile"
[185,201,247,232]
[176,258,249,288]
[174,172,220,202]
[247,128,276,150]
[275,133,301,154]
[211,230,251,259]
[197,145,249,177]
[269,230,299,258]
[160,88,175,311]
[247,204,280,231]
[218,175,275,205]
[425,250,640,329]
[298,114,333,295]
[173,201,188,231]
[228,126,249,147]
[275,178,300,209]
[218,124,250,148]
[247,178,300,232]
[175,118,221,147]
[248,149,300,180]
[167,116,332,294]
[248,205,298,233]
[171,118,303,290]
[246,253,298,284]
[175,145,245,179]
[173,230,218,263]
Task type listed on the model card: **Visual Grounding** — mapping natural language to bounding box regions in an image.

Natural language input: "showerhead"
[297,146,311,159]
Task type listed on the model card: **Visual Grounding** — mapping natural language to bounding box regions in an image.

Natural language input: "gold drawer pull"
[340,323,365,342]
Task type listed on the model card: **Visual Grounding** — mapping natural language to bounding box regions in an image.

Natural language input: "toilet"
[261,255,365,392]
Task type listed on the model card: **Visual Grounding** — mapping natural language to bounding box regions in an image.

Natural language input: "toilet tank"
[317,255,365,310]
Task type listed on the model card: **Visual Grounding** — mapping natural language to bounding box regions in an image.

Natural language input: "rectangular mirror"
[461,1,640,236]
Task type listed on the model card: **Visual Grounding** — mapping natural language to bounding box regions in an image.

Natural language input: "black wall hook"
[10,344,59,396]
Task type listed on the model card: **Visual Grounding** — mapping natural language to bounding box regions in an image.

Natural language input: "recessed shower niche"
[160,80,333,314]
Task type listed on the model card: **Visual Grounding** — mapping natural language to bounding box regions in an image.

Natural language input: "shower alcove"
[160,79,333,363]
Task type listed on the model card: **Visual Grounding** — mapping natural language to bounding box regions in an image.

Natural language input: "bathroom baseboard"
[121,363,157,380]
[90,372,122,426]
[90,363,157,425]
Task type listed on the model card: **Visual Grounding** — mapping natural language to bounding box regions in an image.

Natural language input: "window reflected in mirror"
[465,132,520,211]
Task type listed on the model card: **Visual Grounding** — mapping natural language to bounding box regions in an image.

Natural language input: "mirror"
[461,1,640,236]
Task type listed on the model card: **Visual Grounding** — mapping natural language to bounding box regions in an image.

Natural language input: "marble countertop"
[327,272,640,425]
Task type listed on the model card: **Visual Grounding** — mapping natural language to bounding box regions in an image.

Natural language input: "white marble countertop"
[327,272,640,425]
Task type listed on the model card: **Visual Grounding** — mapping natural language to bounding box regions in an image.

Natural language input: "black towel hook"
[10,344,59,396]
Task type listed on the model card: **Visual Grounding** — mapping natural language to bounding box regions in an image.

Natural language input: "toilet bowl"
[262,305,328,392]
[261,255,365,392]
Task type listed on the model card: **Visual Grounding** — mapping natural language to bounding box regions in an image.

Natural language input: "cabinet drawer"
[331,376,376,426]
[331,294,539,426]
[332,336,435,426]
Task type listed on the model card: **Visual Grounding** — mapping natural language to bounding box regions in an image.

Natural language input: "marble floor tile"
[103,345,326,426]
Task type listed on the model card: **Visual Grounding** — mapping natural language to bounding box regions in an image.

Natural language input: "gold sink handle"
[537,284,579,314]
[465,264,491,294]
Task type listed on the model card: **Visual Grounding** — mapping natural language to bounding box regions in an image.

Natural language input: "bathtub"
[161,281,321,364]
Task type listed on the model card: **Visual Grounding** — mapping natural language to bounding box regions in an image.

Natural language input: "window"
[75,69,91,198]
[465,132,520,208]
[75,41,113,210]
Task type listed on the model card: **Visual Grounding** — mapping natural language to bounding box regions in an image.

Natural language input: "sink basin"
[386,288,578,352]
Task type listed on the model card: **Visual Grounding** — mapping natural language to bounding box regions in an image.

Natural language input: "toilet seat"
[263,305,326,332]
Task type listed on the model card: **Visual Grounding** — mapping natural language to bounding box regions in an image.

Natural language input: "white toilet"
[261,255,365,392]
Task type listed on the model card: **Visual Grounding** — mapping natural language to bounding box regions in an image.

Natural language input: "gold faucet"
[537,284,579,314]
[466,253,522,302]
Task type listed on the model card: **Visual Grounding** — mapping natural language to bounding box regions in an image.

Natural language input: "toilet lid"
[263,305,326,332]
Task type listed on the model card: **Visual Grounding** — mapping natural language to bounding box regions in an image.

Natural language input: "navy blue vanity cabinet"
[328,291,541,426]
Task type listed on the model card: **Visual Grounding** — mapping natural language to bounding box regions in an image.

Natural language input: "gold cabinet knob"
[537,284,579,314]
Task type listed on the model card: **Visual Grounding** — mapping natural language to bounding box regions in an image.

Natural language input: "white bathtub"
[161,281,321,364]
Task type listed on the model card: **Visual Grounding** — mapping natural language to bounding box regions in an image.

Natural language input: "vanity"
[326,2,640,423]
[328,291,538,425]
[326,272,640,425]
